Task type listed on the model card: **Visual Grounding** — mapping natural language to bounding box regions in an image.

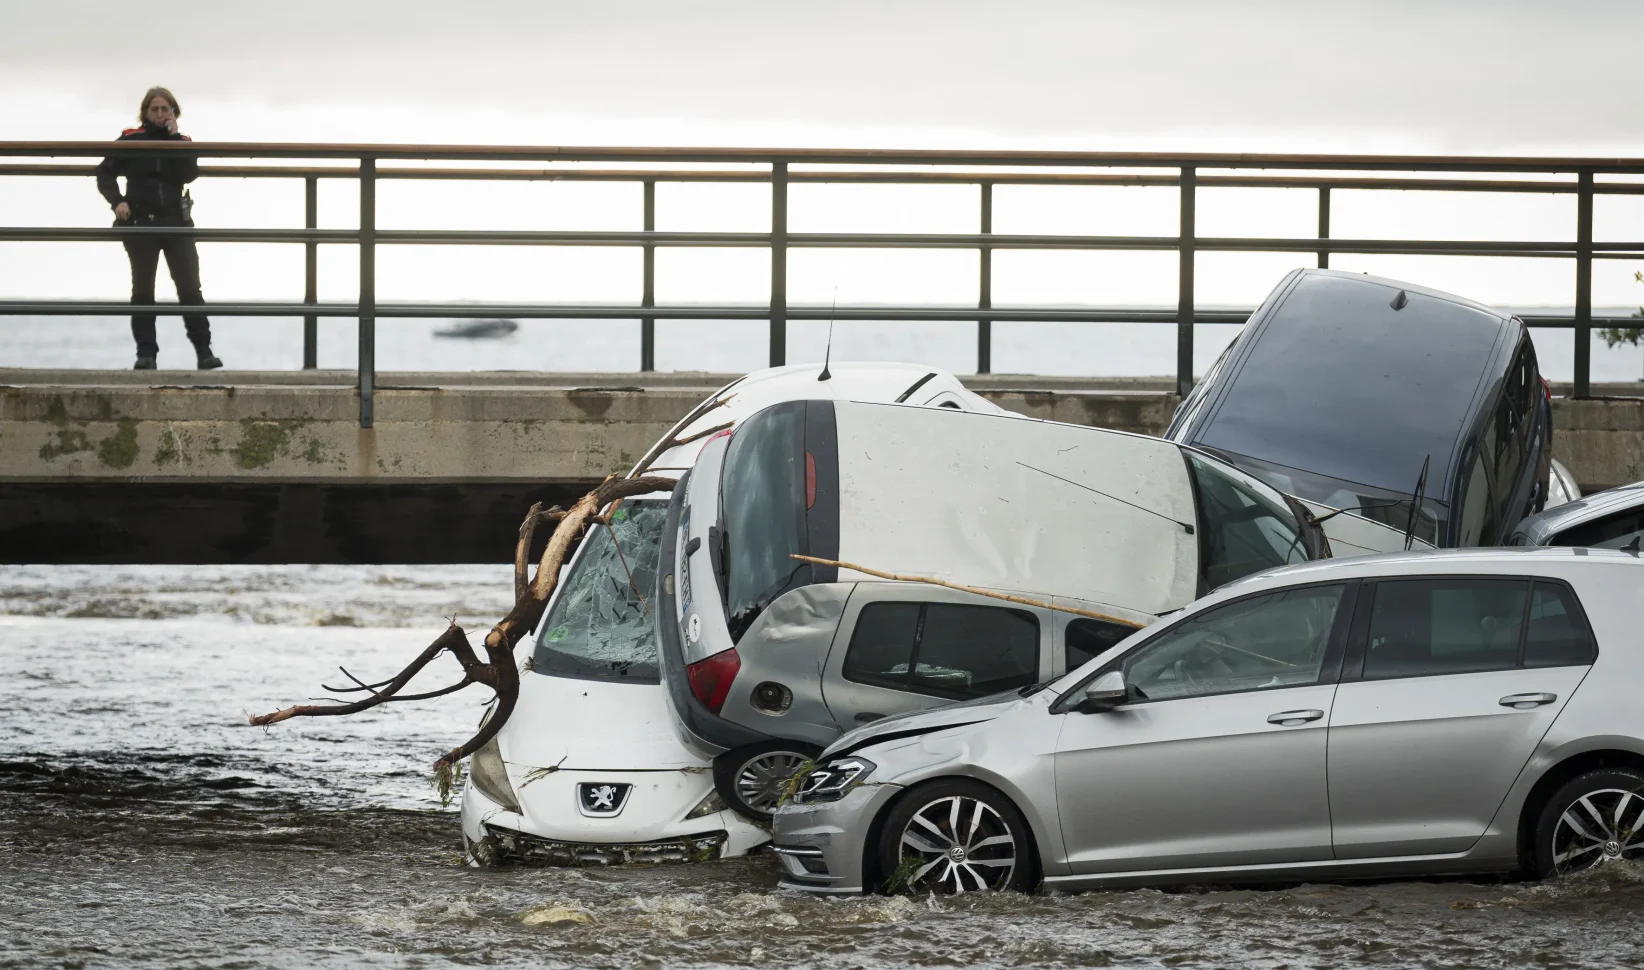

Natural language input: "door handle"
[1499,692,1557,710]
[1267,709,1324,726]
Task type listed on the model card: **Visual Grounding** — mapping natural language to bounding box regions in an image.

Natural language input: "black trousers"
[123,214,211,357]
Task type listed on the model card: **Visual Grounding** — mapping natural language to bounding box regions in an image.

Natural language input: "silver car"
[1507,481,1643,550]
[772,548,1643,894]
[660,400,1428,820]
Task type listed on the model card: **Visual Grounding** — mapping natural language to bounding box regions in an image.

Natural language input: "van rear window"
[720,402,809,640]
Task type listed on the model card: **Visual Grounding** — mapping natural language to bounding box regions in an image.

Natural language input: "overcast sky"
[5,0,1644,152]
[4,1,1642,378]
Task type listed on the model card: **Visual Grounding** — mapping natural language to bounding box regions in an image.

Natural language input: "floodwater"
[5,566,1644,969]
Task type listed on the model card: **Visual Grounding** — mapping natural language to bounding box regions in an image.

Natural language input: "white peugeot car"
[459,363,1003,864]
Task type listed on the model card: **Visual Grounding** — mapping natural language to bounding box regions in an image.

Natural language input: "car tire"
[876,779,1037,895]
[1532,767,1644,879]
[713,740,822,822]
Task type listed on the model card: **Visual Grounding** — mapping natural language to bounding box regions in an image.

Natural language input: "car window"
[720,402,808,639]
[1120,584,1345,702]
[531,500,668,682]
[1524,582,1597,668]
[1187,454,1309,589]
[1455,452,1497,547]
[1550,507,1644,550]
[1065,617,1135,672]
[1363,579,1526,680]
[842,601,1039,700]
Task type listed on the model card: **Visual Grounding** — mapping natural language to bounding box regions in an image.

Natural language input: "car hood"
[499,671,711,771]
[819,690,1030,760]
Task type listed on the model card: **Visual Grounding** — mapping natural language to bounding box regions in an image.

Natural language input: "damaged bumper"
[771,783,902,894]
[459,764,768,865]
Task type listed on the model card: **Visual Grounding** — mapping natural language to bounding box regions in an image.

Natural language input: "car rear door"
[1327,576,1596,859]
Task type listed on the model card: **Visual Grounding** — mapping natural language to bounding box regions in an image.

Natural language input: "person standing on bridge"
[95,86,223,371]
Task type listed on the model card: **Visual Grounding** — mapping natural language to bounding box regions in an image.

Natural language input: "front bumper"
[460,766,769,865]
[770,782,902,894]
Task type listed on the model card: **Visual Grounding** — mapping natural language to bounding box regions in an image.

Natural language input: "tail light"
[686,648,741,715]
[1540,376,1552,402]
[805,451,817,509]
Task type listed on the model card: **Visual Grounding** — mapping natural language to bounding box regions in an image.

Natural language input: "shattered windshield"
[530,500,668,683]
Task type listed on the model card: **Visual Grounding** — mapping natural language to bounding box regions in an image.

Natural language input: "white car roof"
[831,401,1201,617]
[637,361,1000,478]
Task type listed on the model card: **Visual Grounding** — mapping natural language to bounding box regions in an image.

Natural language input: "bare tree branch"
[250,475,678,777]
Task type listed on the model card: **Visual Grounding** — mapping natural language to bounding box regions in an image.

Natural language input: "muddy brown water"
[4,565,1644,969]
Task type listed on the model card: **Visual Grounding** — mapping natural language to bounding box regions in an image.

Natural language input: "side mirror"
[1073,671,1128,714]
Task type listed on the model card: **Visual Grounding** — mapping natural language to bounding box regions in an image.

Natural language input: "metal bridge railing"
[2,142,1642,427]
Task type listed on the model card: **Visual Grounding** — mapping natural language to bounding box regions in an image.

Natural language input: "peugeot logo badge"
[577,782,633,817]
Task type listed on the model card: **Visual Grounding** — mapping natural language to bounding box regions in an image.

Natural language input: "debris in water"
[519,903,594,926]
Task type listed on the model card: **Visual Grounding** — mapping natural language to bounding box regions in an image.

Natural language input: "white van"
[459,364,1003,864]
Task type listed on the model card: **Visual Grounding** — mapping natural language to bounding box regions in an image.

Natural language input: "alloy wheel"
[895,794,1017,893]
[734,750,810,813]
[1550,788,1644,876]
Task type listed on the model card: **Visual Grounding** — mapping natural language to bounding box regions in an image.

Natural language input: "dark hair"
[138,86,181,122]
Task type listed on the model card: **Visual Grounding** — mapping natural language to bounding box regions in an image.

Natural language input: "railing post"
[978,181,993,375]
[770,161,788,367]
[303,175,318,369]
[1177,166,1197,399]
[1575,170,1593,400]
[1316,186,1331,270]
[359,157,376,429]
[641,179,656,372]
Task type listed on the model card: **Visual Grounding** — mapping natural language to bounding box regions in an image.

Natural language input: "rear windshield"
[719,402,808,640]
[530,499,668,682]
[1196,273,1504,506]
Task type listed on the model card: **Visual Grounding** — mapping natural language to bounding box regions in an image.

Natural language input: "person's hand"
[164,118,178,135]
[114,202,131,221]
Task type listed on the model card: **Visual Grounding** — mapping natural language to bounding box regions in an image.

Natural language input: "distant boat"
[434,318,520,339]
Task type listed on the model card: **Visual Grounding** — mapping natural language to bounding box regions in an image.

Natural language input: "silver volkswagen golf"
[772,548,1643,894]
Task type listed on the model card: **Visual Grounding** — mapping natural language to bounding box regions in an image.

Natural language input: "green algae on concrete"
[153,428,181,467]
[96,420,140,469]
[234,420,305,470]
[38,427,92,461]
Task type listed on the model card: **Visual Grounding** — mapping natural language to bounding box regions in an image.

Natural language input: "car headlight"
[685,789,729,820]
[793,757,875,804]
[470,736,520,814]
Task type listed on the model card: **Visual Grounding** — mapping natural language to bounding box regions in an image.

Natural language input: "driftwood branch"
[790,554,1146,629]
[251,475,677,775]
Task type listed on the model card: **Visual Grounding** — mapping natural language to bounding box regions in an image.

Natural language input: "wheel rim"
[734,751,809,812]
[1550,788,1644,876]
[895,794,1016,893]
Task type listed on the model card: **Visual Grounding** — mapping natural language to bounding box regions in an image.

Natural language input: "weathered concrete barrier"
[2,369,1639,563]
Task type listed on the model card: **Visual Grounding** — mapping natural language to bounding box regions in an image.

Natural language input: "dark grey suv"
[1168,269,1553,548]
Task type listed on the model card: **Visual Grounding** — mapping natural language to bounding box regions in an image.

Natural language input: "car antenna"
[1403,454,1431,551]
[818,286,836,382]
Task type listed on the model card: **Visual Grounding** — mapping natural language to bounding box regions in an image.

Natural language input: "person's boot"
[195,347,223,370]
[134,355,156,370]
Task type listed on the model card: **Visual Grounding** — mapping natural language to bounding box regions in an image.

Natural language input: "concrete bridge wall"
[2,370,1639,563]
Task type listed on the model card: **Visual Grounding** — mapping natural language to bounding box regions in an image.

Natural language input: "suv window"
[843,602,1039,701]
[1363,579,1526,680]
[1065,617,1135,672]
[1187,454,1308,589]
[1455,452,1498,547]
[1524,582,1598,668]
[1120,584,1345,702]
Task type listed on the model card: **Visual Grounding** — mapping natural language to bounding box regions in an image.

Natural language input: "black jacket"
[95,122,198,218]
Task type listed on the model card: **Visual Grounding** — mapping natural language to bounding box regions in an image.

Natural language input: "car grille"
[478,824,727,866]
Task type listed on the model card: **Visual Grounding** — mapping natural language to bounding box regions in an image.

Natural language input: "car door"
[820,584,1049,730]
[1053,581,1354,874]
[1327,577,1595,859]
